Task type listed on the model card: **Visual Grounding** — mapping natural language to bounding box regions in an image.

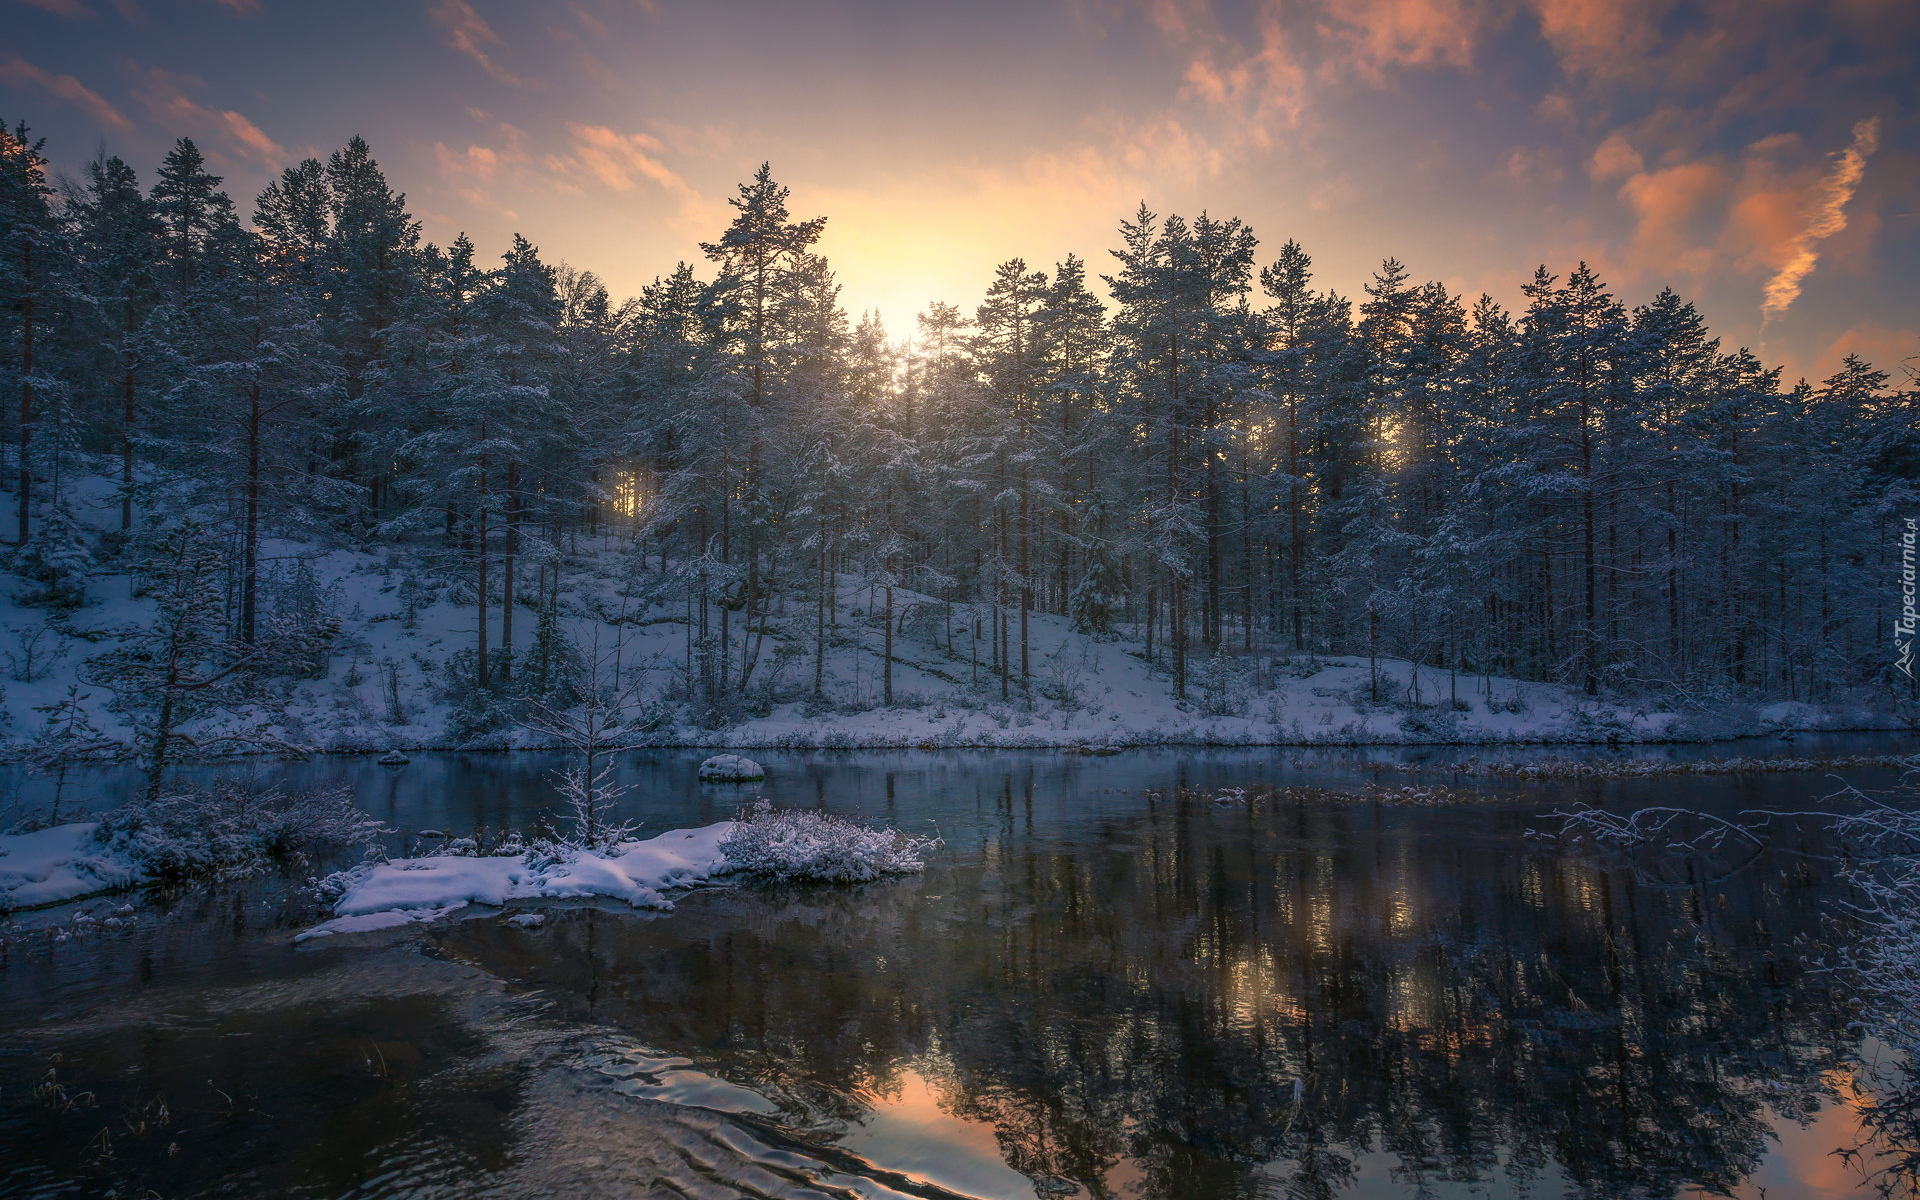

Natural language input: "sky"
[3,0,1915,385]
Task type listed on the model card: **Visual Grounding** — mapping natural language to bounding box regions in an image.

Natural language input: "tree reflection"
[440,783,1872,1199]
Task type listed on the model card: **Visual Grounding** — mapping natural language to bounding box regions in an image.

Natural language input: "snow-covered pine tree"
[0,119,63,546]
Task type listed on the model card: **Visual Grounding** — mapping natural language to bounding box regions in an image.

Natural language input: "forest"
[1,118,1915,746]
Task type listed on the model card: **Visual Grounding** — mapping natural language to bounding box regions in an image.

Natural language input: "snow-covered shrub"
[11,504,95,609]
[94,779,382,883]
[1194,656,1250,717]
[1397,707,1463,741]
[699,753,764,781]
[545,763,637,854]
[261,558,342,680]
[1568,702,1636,742]
[1038,644,1090,707]
[1485,687,1529,715]
[719,799,938,882]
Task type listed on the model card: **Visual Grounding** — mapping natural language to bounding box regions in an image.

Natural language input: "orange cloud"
[1588,131,1642,180]
[1618,159,1725,277]
[1808,322,1917,384]
[1179,15,1307,143]
[127,64,283,165]
[1528,0,1664,76]
[1319,0,1479,78]
[0,54,133,131]
[542,124,718,232]
[552,124,678,193]
[1760,117,1879,325]
[428,0,521,86]
[435,141,501,182]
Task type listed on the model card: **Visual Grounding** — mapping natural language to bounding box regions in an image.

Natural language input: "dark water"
[3,737,1916,1199]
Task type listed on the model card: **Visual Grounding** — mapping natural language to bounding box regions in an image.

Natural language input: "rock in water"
[377,750,411,766]
[698,753,765,782]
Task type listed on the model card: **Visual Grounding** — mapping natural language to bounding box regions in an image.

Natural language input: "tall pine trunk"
[15,237,32,545]
[241,382,262,644]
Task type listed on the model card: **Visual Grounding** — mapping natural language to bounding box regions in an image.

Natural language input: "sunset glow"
[5,0,1912,380]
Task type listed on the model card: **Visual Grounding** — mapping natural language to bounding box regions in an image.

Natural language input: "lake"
[3,736,1916,1199]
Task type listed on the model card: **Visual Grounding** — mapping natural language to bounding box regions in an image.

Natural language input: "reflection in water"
[437,779,1883,1199]
[3,747,1915,1199]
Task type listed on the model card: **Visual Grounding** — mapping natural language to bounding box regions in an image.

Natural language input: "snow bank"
[0,823,142,910]
[303,806,940,939]
[698,753,764,781]
[312,822,735,935]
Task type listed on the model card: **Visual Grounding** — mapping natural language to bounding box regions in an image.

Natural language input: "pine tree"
[0,119,61,545]
[698,164,827,697]
[26,686,116,823]
[149,138,236,297]
[71,153,164,532]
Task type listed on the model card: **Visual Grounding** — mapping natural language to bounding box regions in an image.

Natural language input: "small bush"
[719,799,939,883]
[1193,657,1250,717]
[94,779,382,883]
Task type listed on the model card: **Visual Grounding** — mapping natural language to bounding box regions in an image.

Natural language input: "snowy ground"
[0,476,1902,757]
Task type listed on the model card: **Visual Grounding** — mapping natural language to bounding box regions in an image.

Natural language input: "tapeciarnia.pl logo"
[1899,517,1917,679]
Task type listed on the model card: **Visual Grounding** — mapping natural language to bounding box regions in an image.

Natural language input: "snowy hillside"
[0,491,1900,756]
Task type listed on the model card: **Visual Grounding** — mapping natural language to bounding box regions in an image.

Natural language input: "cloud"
[428,0,521,86]
[1759,117,1879,325]
[10,0,93,17]
[542,123,718,230]
[1808,322,1917,384]
[1527,0,1664,77]
[127,64,284,165]
[436,141,501,181]
[1588,131,1642,180]
[1159,0,1484,154]
[0,55,133,131]
[210,0,260,13]
[1318,0,1479,78]
[550,124,679,192]
[1178,15,1308,144]
[1617,159,1725,277]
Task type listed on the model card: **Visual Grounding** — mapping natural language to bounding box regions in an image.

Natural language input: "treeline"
[1,118,1913,714]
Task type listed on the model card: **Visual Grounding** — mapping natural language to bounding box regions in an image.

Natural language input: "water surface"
[2,739,1915,1199]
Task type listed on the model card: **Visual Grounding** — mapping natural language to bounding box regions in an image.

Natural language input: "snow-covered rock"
[0,823,142,910]
[698,753,765,781]
[377,750,411,766]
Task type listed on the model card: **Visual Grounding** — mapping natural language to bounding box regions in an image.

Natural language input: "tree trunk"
[16,238,33,546]
[501,463,519,681]
[121,365,135,532]
[476,504,489,690]
[814,536,827,697]
[241,383,262,644]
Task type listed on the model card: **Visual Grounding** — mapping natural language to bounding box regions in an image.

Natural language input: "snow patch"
[293,905,463,942]
[0,823,141,910]
[307,821,735,939]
